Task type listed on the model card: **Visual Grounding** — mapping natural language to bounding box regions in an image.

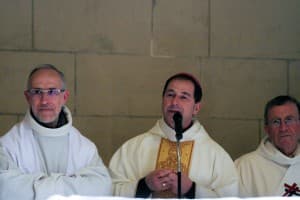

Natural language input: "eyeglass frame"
[26,88,66,97]
[267,116,300,128]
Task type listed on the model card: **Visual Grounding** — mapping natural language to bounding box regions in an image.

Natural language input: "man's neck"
[31,110,67,128]
[183,121,193,132]
[279,145,298,158]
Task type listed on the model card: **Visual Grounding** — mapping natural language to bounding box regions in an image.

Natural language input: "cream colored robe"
[109,119,238,198]
[235,136,300,197]
[0,107,112,200]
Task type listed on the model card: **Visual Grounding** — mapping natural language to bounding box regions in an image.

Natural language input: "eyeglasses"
[27,88,65,97]
[268,117,299,128]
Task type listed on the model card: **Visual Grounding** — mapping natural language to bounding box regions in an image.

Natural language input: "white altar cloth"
[47,195,298,200]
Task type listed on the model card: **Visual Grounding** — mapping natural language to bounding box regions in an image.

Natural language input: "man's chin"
[164,118,175,129]
[36,116,56,124]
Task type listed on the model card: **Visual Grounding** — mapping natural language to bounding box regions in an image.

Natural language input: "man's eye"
[285,117,297,125]
[32,89,42,95]
[166,93,174,97]
[285,117,294,121]
[48,89,58,95]
[180,96,187,99]
[272,120,281,125]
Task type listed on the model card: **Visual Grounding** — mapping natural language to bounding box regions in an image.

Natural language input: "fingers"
[157,169,173,177]
[145,169,173,191]
[159,181,169,191]
[146,169,193,194]
[168,172,193,195]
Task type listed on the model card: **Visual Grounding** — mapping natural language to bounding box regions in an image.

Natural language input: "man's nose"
[279,121,288,131]
[171,96,179,105]
[40,92,50,102]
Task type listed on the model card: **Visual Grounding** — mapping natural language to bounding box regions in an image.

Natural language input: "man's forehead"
[166,88,192,95]
[30,70,63,87]
[268,103,299,117]
[166,82,194,94]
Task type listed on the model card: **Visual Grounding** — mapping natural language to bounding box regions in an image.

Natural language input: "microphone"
[173,112,183,141]
[173,111,183,198]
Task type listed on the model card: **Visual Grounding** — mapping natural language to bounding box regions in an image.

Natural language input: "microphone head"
[173,112,182,123]
[173,112,183,141]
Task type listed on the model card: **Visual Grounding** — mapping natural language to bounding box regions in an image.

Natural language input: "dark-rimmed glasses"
[26,88,65,97]
[268,117,299,128]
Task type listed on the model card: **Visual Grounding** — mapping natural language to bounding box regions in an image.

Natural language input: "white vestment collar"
[148,118,209,142]
[258,136,300,166]
[25,106,72,137]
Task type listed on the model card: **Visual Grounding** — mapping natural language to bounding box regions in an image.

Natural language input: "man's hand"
[167,171,193,195]
[145,169,192,195]
[145,169,173,192]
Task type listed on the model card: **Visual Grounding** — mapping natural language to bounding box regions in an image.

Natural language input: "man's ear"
[24,91,30,104]
[193,102,201,115]
[63,90,70,103]
[264,125,271,137]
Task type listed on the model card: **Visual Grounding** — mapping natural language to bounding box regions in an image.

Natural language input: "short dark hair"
[27,64,66,90]
[264,95,300,125]
[162,73,202,103]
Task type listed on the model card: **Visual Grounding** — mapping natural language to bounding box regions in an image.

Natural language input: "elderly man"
[109,73,238,198]
[235,95,300,197]
[0,64,112,200]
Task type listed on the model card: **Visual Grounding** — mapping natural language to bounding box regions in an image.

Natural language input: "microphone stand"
[173,112,183,198]
[175,132,182,199]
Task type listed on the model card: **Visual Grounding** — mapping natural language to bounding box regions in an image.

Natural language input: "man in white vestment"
[235,95,300,197]
[109,73,238,198]
[0,64,112,200]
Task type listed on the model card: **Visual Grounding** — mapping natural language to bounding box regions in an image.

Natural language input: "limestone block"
[289,61,300,99]
[76,54,200,116]
[211,0,300,59]
[110,117,157,157]
[152,0,208,56]
[0,0,31,49]
[73,116,113,165]
[0,52,75,113]
[73,116,170,165]
[202,117,260,160]
[0,115,18,136]
[35,0,151,54]
[260,119,267,140]
[200,58,287,118]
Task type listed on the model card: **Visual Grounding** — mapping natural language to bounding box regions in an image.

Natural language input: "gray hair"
[264,95,300,125]
[26,64,66,90]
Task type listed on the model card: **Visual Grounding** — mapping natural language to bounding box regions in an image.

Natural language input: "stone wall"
[0,0,299,164]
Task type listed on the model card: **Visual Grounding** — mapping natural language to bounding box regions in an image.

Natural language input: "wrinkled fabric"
[109,119,238,198]
[235,136,300,197]
[0,106,112,200]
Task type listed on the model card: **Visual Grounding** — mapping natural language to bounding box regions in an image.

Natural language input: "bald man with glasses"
[235,95,300,197]
[0,64,112,200]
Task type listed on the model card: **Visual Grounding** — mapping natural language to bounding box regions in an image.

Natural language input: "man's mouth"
[168,108,181,113]
[279,134,292,139]
[39,107,53,111]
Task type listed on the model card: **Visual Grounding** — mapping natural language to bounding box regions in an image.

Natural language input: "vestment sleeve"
[135,177,152,197]
[0,146,112,200]
[194,150,239,198]
[109,146,140,197]
[0,146,39,200]
[234,157,253,197]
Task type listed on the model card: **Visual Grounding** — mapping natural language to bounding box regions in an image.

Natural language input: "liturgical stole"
[152,138,194,198]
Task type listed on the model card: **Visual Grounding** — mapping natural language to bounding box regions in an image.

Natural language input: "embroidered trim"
[153,138,194,198]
